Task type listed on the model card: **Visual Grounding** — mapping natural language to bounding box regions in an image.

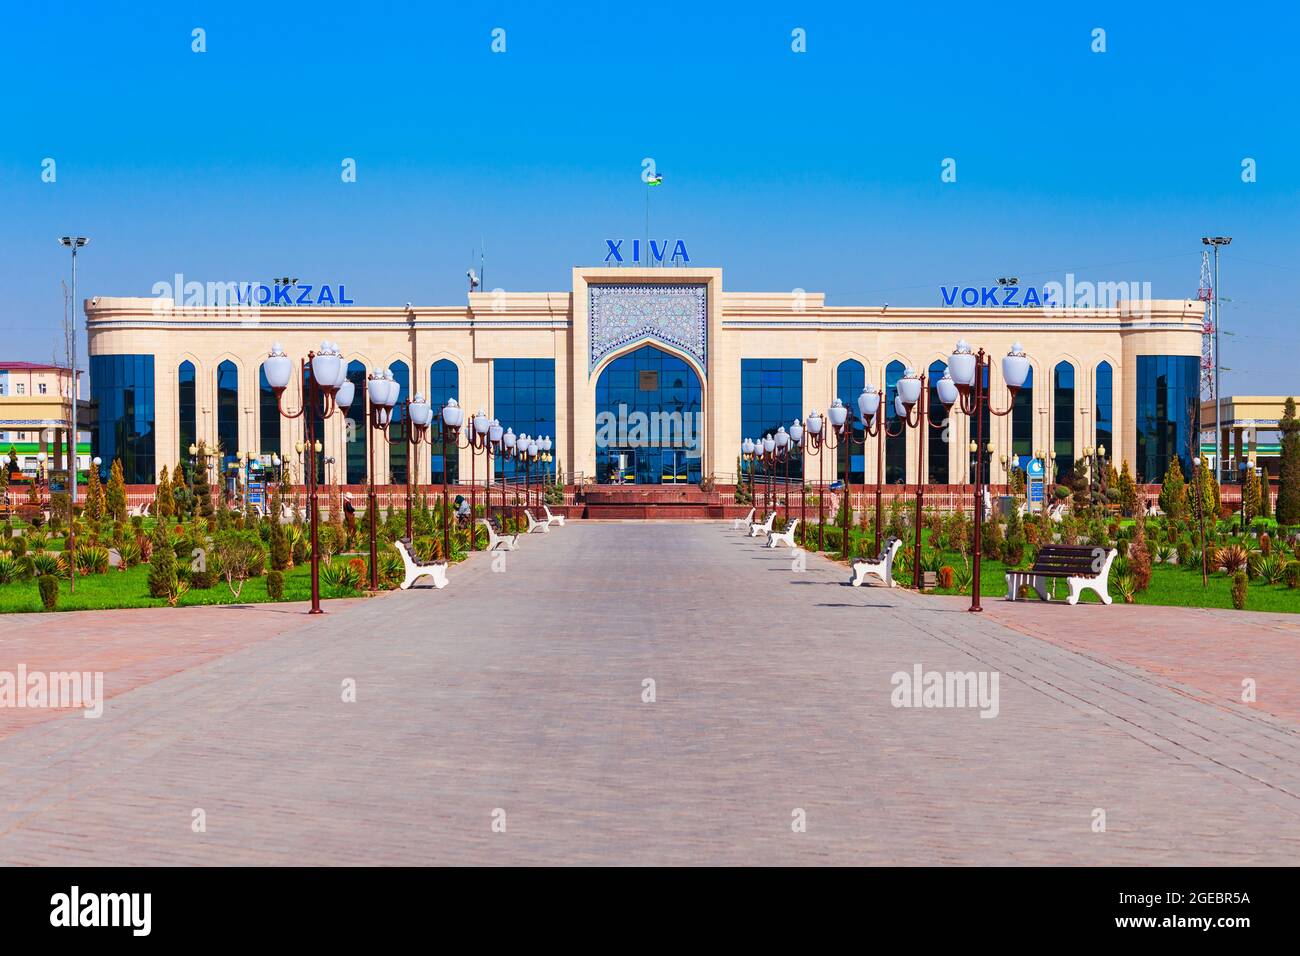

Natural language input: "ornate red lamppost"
[460,409,491,549]
[264,341,349,614]
[802,399,852,553]
[438,399,465,564]
[390,392,433,540]
[896,367,949,589]
[786,419,806,533]
[498,427,519,523]
[365,367,399,591]
[860,371,931,588]
[739,438,757,518]
[933,340,1031,612]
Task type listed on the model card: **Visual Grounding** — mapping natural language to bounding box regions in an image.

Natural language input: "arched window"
[836,359,865,484]
[600,347,703,484]
[1095,361,1113,458]
[927,359,949,484]
[216,360,238,468]
[387,361,410,484]
[1054,361,1076,480]
[258,364,281,458]
[1011,366,1034,459]
[430,359,459,484]
[740,358,801,484]
[178,360,196,467]
[885,361,905,483]
[344,360,367,484]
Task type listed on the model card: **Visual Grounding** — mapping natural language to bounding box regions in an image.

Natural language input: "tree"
[1117,459,1138,518]
[147,522,178,599]
[1196,454,1220,520]
[193,444,213,517]
[1158,456,1187,522]
[1277,397,1300,525]
[84,464,104,521]
[106,458,128,522]
[1130,515,1152,592]
[269,484,291,570]
[213,529,265,600]
[1242,467,1261,527]
[171,464,190,520]
[155,465,175,519]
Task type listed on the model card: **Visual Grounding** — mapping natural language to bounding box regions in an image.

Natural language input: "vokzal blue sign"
[940,285,1056,308]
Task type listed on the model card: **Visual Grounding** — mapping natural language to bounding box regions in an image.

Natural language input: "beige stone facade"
[86,267,1204,485]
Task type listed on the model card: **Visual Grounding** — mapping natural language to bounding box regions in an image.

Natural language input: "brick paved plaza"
[1,522,1298,865]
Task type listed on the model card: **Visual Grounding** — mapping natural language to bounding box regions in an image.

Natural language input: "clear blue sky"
[2,1,1297,390]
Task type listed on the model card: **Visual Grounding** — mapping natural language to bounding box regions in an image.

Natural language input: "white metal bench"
[748,512,777,538]
[543,504,566,527]
[1005,545,1115,606]
[523,509,550,534]
[732,507,756,531]
[127,502,151,518]
[766,517,800,549]
[848,538,902,588]
[478,517,519,551]
[393,538,448,590]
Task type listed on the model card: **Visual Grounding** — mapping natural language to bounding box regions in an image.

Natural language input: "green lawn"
[803,525,1300,614]
[0,562,354,613]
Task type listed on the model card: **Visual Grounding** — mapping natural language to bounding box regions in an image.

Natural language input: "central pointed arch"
[594,343,704,484]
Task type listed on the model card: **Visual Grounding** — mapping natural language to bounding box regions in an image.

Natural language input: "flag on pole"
[646,173,663,186]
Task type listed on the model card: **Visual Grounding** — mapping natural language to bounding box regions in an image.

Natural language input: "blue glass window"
[494,358,556,480]
[885,361,905,483]
[1135,355,1198,483]
[741,359,803,482]
[1054,361,1075,479]
[1095,361,1113,459]
[298,367,327,485]
[1011,366,1034,459]
[927,360,949,484]
[387,361,410,484]
[345,360,367,484]
[596,346,703,484]
[429,359,459,484]
[258,364,281,458]
[216,360,239,471]
[90,354,155,484]
[836,359,866,484]
[178,360,196,466]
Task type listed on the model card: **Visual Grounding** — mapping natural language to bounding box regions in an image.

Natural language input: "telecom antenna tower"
[1197,250,1215,399]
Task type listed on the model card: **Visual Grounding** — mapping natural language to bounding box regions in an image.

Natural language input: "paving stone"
[0,522,1296,865]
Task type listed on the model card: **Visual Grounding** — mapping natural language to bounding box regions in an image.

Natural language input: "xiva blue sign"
[237,283,355,306]
[604,239,690,265]
[940,285,1056,308]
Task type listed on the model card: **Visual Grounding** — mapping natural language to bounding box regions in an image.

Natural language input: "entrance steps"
[582,485,724,519]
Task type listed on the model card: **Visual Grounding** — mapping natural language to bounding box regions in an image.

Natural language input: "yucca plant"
[319,557,362,596]
[31,553,63,577]
[1114,572,1137,604]
[1217,543,1249,575]
[0,555,18,585]
[75,545,111,575]
[379,551,404,589]
[1250,552,1286,585]
[118,539,142,568]
[953,563,973,593]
